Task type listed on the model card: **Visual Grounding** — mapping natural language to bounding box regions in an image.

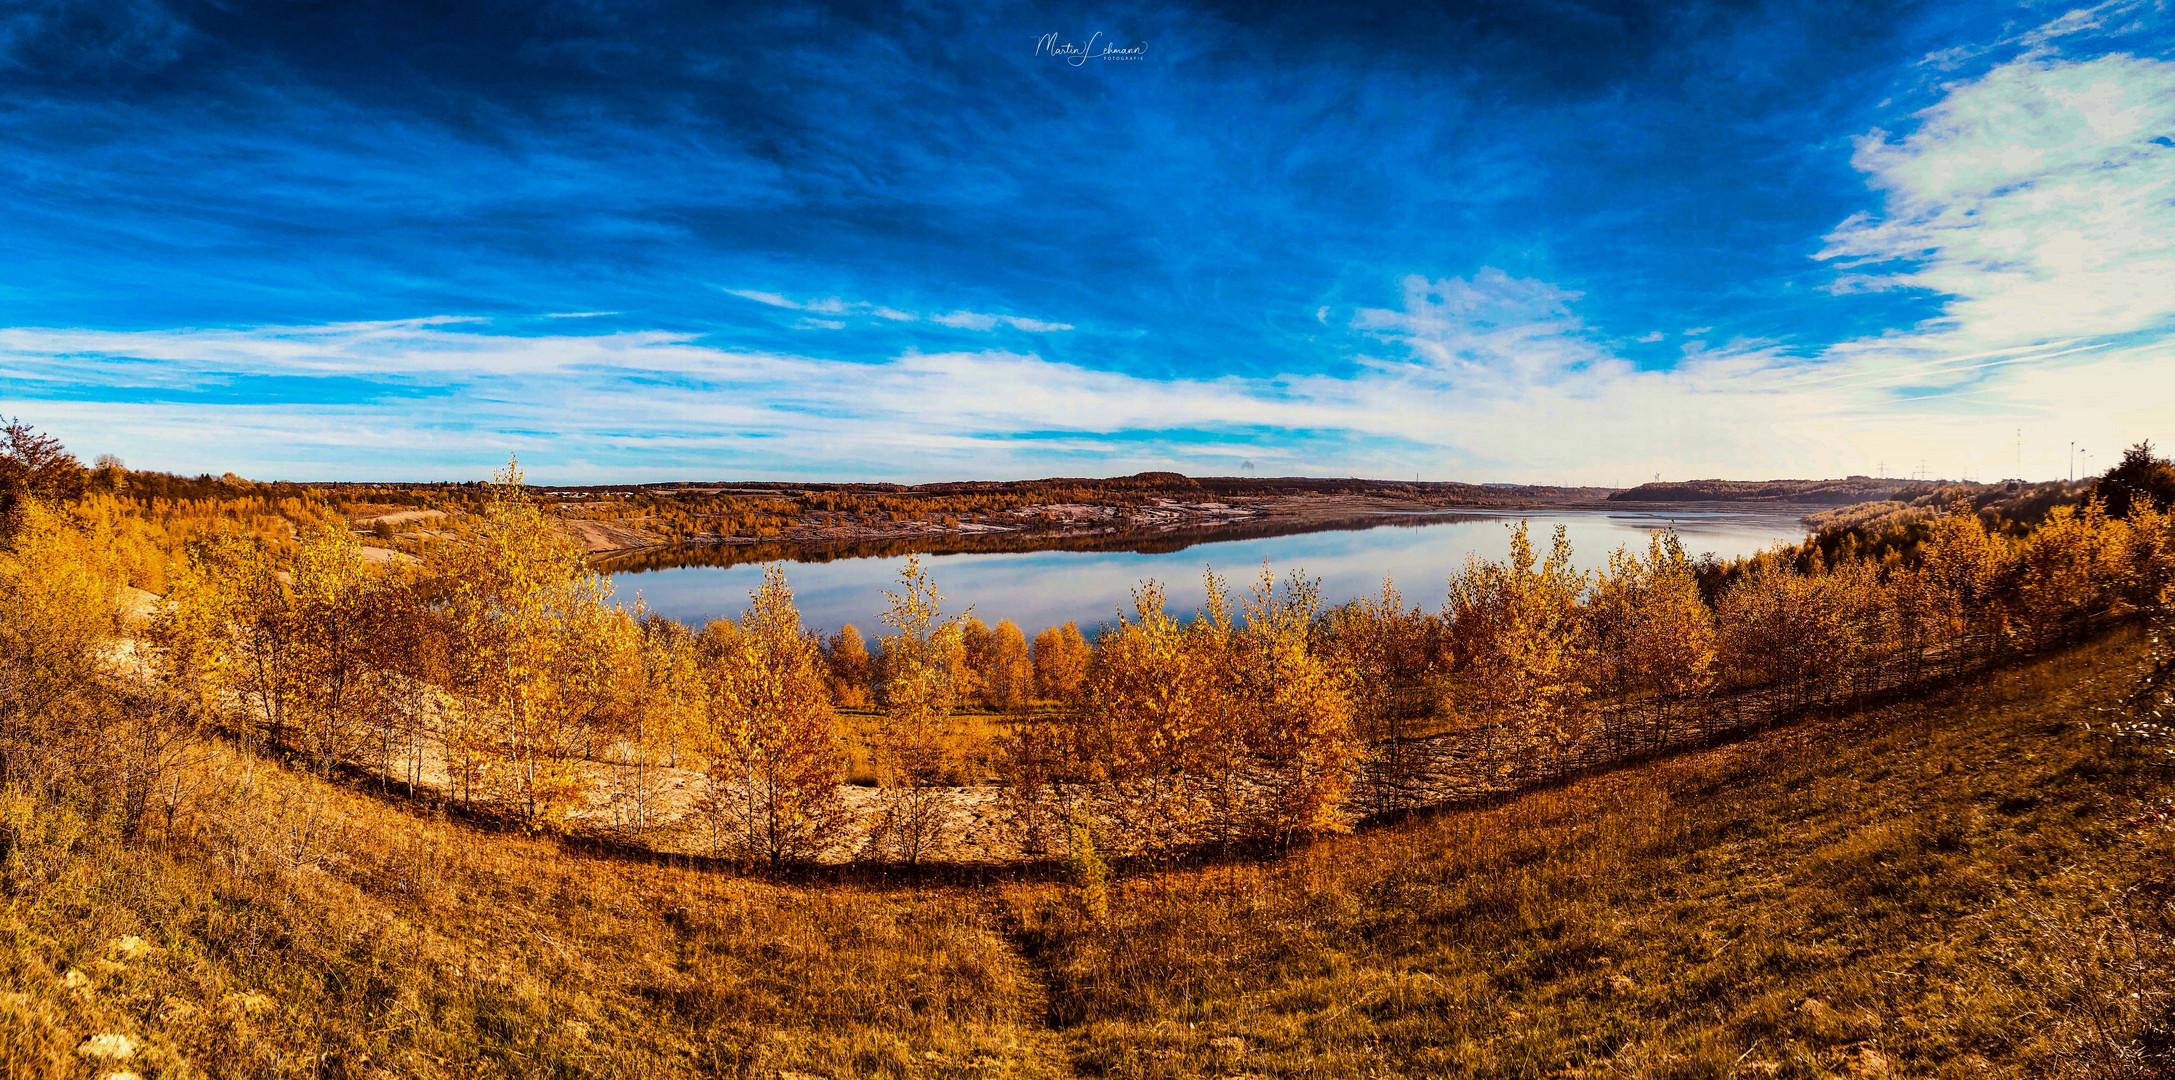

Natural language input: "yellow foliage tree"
[1587,530,1716,752]
[286,520,395,776]
[615,611,703,835]
[0,499,123,792]
[1230,567,1358,846]
[2016,499,2122,646]
[1920,503,2012,670]
[157,525,297,753]
[435,458,632,828]
[1069,578,1227,853]
[1715,561,1856,711]
[1031,621,1090,701]
[1444,522,1590,779]
[2116,503,2175,610]
[1317,579,1439,814]
[3,497,205,842]
[955,616,992,705]
[982,619,1034,714]
[822,624,872,709]
[869,555,967,864]
[695,566,850,866]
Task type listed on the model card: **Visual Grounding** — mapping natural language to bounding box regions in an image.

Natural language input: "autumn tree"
[0,499,122,794]
[2116,503,2175,611]
[607,611,702,835]
[956,617,993,705]
[1067,579,1226,853]
[1714,563,1802,699]
[358,569,448,797]
[2089,441,2175,520]
[1826,560,1890,705]
[284,520,398,776]
[1587,531,1716,753]
[1715,561,1860,712]
[695,566,851,865]
[2016,499,2121,646]
[982,619,1034,713]
[158,525,299,752]
[1587,544,1647,752]
[1031,621,1090,701]
[0,498,211,843]
[992,626,1069,853]
[868,555,967,864]
[0,420,88,534]
[1878,561,1938,687]
[1443,522,1591,780]
[434,457,634,827]
[1316,579,1439,814]
[1056,566,1359,853]
[1919,504,2013,671]
[823,624,873,709]
[1229,567,1358,846]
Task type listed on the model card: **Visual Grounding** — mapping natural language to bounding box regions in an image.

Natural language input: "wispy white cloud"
[1819,53,2175,347]
[1785,51,2175,474]
[724,288,1074,333]
[722,289,802,309]
[2018,0,2150,47]
[4,271,2163,485]
[6,56,2169,485]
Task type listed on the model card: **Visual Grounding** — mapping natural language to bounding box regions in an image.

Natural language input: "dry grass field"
[1,739,1072,1079]
[4,626,2168,1079]
[1000,626,2175,1078]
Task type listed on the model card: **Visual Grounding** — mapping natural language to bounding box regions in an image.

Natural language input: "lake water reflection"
[606,505,1817,639]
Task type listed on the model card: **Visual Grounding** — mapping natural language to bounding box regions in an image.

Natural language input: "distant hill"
[1607,476,1921,504]
[316,472,1618,506]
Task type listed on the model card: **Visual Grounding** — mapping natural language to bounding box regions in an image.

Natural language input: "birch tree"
[436,458,621,828]
[696,566,850,865]
[868,556,966,864]
[1444,522,1591,779]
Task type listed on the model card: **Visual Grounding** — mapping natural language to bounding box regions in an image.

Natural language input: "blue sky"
[1,0,2170,483]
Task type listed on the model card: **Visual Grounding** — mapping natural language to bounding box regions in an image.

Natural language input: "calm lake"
[603,505,1818,639]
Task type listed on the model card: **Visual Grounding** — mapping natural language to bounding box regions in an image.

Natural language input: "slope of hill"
[6,627,2167,1078]
[1000,626,2173,1076]
[1609,477,1926,504]
[1802,479,2088,534]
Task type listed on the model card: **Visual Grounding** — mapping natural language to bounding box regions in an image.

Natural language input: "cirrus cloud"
[4,53,2170,486]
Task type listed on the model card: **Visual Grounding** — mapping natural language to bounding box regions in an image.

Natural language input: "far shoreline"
[587,496,1837,573]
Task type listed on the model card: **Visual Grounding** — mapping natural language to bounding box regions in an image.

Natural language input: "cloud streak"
[724,289,1075,333]
[2,44,2169,487]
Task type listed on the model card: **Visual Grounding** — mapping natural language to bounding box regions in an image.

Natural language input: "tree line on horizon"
[4,422,2174,869]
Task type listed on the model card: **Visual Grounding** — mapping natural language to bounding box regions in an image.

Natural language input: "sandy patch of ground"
[563,517,666,554]
[365,719,1036,864]
[118,586,165,628]
[352,509,447,527]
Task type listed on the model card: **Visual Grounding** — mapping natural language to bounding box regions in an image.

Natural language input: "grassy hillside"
[5,627,2168,1078]
[0,739,1071,1079]
[1002,626,2174,1078]
[1607,477,1920,504]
